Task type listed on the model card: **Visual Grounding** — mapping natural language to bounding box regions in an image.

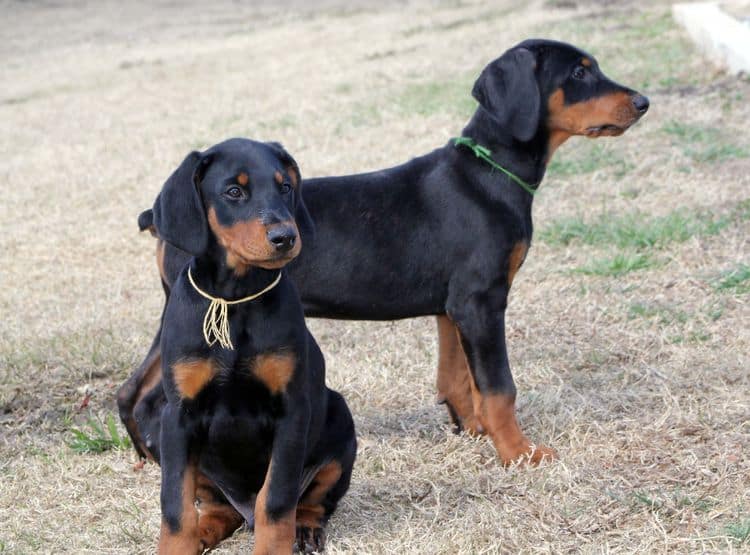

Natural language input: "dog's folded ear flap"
[266,142,315,240]
[137,208,157,237]
[266,142,301,189]
[152,151,211,256]
[294,195,315,241]
[472,47,540,142]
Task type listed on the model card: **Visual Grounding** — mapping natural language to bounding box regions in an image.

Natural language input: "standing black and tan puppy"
[120,39,648,468]
[150,139,355,554]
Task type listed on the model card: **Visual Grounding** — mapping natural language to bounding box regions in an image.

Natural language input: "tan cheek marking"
[251,352,296,394]
[546,88,636,162]
[507,241,528,287]
[548,89,635,134]
[172,359,218,400]
[224,252,249,277]
[546,89,572,162]
[208,207,272,274]
[237,172,249,186]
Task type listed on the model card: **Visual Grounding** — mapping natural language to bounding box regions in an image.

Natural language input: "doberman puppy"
[119,39,648,469]
[143,138,356,554]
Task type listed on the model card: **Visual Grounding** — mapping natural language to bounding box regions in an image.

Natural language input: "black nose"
[267,226,297,253]
[632,94,649,114]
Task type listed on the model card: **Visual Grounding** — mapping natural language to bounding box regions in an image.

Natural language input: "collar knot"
[187,267,282,350]
[452,136,537,195]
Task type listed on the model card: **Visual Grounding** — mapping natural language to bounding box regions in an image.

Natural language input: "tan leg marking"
[254,463,295,555]
[296,461,342,529]
[507,241,528,287]
[468,379,556,466]
[195,472,244,549]
[436,316,483,434]
[450,326,557,466]
[158,464,201,555]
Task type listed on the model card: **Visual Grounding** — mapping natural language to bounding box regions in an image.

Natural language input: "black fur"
[120,39,648,468]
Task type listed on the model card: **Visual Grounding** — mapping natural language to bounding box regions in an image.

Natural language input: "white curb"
[672,2,750,74]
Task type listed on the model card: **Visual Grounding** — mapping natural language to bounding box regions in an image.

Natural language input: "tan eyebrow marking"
[581,58,591,67]
[237,172,249,186]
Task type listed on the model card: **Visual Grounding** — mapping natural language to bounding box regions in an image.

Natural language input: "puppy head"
[518,39,649,146]
[152,138,313,273]
[472,39,649,154]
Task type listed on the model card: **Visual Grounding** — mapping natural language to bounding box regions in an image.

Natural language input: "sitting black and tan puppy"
[150,138,355,554]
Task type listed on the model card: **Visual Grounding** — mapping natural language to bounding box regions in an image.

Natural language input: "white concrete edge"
[672,2,750,74]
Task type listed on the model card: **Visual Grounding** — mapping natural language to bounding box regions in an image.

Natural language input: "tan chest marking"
[172,358,218,400]
[251,352,296,394]
[507,241,528,287]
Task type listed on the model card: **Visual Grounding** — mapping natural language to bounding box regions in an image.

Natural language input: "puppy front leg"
[449,293,556,466]
[254,399,310,555]
[158,404,201,555]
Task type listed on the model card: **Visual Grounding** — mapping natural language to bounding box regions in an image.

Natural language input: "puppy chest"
[170,350,297,401]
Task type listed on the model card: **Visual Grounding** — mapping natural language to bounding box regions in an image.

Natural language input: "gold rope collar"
[187,267,282,350]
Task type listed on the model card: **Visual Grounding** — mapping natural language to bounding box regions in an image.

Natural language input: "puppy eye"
[572,65,586,80]
[279,182,292,194]
[225,186,243,199]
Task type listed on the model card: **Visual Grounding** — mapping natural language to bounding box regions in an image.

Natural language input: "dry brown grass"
[1,0,749,553]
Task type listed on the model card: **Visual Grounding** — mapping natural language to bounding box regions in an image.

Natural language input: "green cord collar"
[452,136,537,196]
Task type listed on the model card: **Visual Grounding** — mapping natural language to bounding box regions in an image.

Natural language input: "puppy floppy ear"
[472,47,540,142]
[152,151,212,256]
[267,142,315,240]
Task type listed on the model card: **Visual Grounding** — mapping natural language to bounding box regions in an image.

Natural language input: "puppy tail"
[138,208,157,236]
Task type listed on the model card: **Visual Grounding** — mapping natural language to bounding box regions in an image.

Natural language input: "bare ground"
[1,0,749,553]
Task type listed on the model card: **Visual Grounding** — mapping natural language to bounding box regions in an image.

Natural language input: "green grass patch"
[632,490,663,511]
[737,199,750,222]
[663,121,749,163]
[547,143,634,178]
[574,252,657,277]
[726,519,750,544]
[714,264,750,294]
[394,75,476,118]
[628,302,689,325]
[345,100,383,129]
[628,303,711,343]
[67,414,131,454]
[630,489,718,515]
[539,209,731,250]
